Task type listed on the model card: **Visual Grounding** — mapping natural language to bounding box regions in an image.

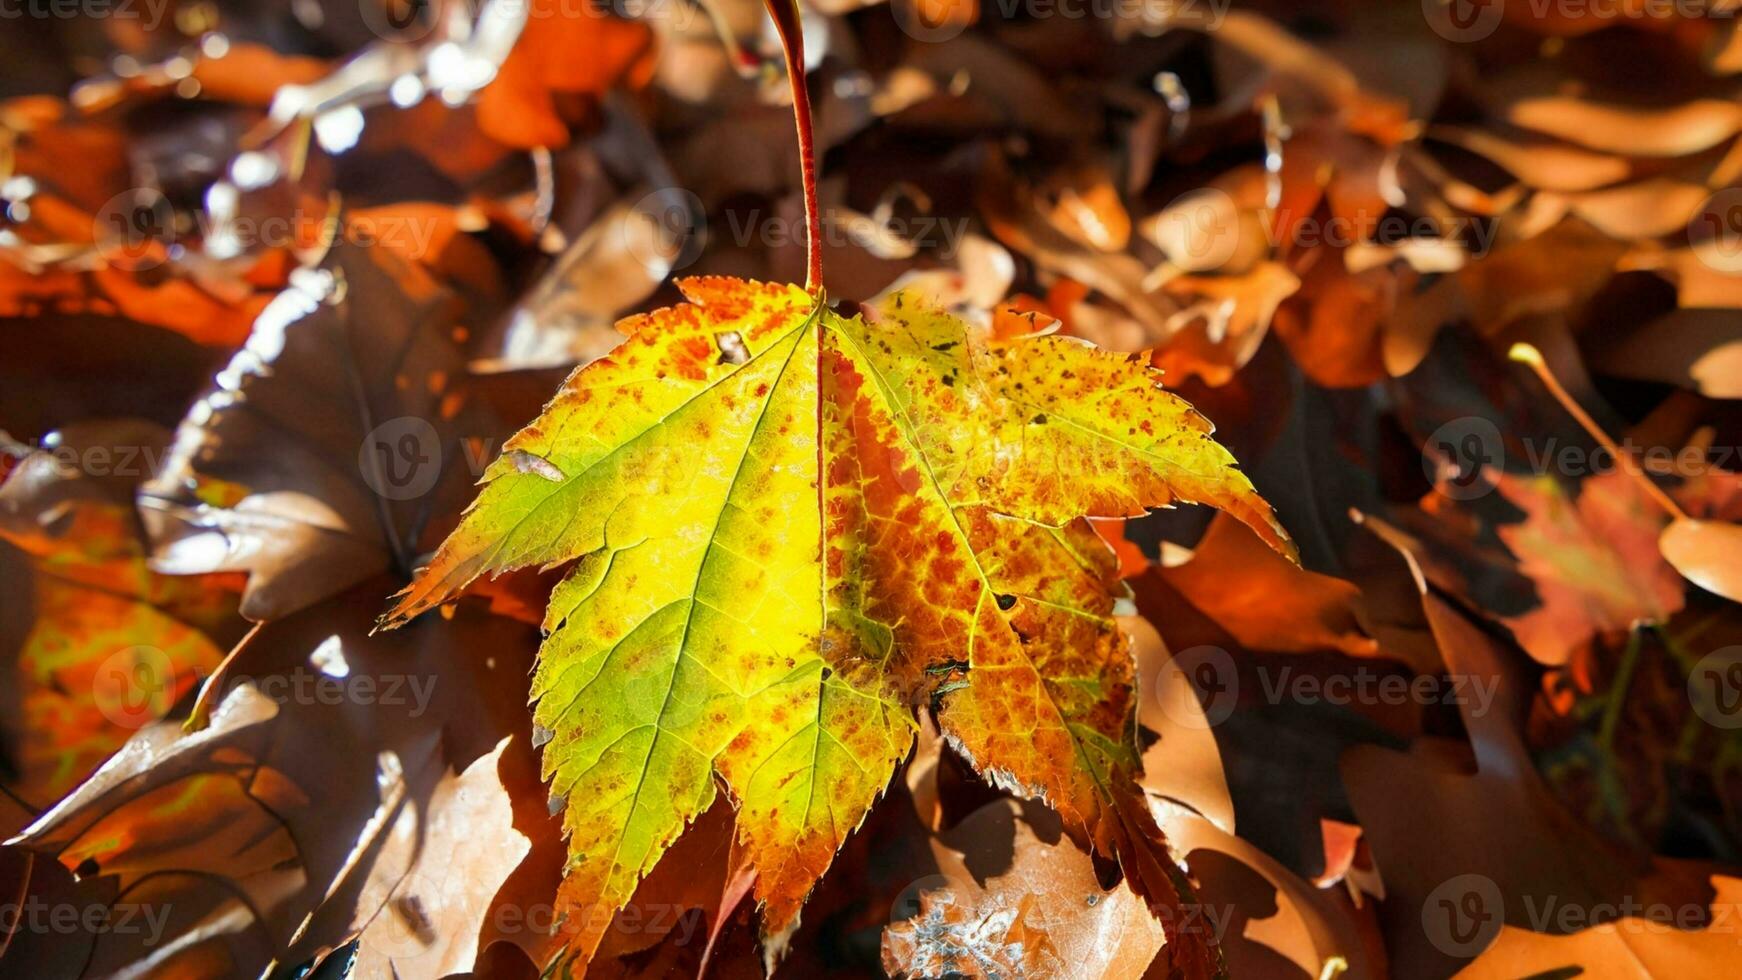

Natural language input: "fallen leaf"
[379,276,1292,970]
[1150,514,1380,661]
[0,421,244,834]
[1490,472,1685,667]
[1,581,556,977]
[138,239,485,621]
[477,0,655,149]
[1342,538,1718,978]
[1659,518,1742,604]
[882,799,1163,980]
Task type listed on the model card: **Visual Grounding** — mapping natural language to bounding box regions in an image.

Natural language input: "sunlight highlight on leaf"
[379,276,1290,968]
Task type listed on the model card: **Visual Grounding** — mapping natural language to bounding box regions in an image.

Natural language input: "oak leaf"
[1342,527,1722,977]
[1,580,555,978]
[379,276,1292,968]
[139,240,485,622]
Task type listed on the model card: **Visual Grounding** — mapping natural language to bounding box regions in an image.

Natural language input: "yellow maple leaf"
[378,276,1292,972]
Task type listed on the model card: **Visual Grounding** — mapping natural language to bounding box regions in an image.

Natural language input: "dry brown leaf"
[882,799,1163,980]
[2,581,556,977]
[1152,514,1379,661]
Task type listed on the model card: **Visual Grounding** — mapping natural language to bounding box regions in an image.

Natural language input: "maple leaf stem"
[1508,343,1690,522]
[764,0,822,292]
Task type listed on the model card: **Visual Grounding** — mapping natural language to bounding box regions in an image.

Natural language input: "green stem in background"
[1590,626,1645,840]
[1597,625,1643,753]
[1658,622,1711,766]
[1663,610,1722,668]
[763,0,822,292]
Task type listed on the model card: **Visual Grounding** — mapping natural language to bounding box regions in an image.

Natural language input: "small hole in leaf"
[715,331,749,365]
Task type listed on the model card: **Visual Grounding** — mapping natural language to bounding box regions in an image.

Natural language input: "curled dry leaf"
[1131,613,1382,980]
[1342,532,1723,978]
[1659,518,1742,604]
[1452,872,1742,979]
[1,582,556,978]
[137,240,483,622]
[0,421,245,835]
[476,199,676,373]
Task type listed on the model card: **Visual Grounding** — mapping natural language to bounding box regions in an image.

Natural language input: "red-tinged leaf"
[378,277,1291,972]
